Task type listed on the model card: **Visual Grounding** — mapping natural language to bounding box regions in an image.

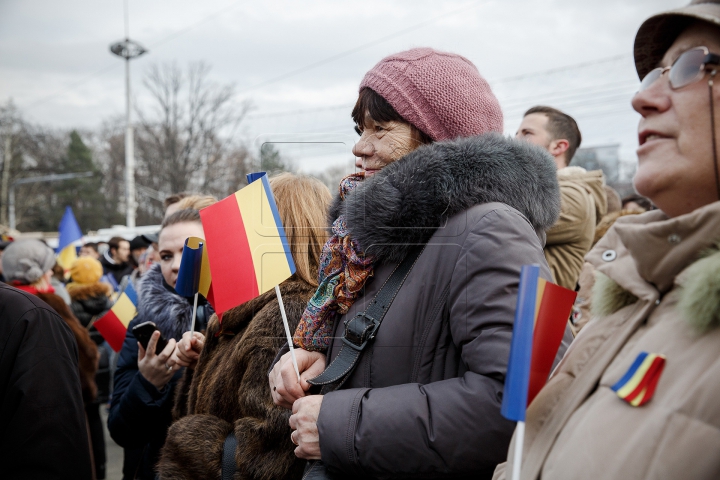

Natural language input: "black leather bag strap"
[308,245,424,393]
[221,431,237,480]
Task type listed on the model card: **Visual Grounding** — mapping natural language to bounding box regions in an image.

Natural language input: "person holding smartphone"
[108,203,215,480]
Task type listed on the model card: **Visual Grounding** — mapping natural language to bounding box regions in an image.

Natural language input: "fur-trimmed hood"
[333,133,561,263]
[587,201,720,332]
[137,264,193,340]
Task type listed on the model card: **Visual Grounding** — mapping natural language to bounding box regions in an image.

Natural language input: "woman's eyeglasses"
[639,46,720,92]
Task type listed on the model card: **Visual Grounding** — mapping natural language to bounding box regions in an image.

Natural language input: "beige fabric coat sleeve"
[543,169,606,290]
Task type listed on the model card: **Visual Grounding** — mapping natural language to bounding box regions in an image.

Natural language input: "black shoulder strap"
[308,245,424,393]
[221,432,237,480]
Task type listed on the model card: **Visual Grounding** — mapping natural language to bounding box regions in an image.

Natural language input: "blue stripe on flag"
[501,264,540,422]
[123,282,138,306]
[259,174,296,275]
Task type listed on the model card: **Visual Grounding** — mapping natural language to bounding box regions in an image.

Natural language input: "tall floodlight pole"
[110,0,146,228]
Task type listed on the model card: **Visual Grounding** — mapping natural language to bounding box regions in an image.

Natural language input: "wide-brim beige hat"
[635,0,720,80]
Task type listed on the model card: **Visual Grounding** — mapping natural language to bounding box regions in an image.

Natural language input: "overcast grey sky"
[0,0,682,175]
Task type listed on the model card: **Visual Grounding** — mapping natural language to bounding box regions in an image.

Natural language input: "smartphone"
[132,321,169,355]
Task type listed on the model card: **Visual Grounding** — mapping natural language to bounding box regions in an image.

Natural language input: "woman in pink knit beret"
[269,48,569,479]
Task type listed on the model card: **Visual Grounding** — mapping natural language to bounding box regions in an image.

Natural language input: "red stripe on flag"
[199,194,258,314]
[94,310,127,352]
[527,281,577,406]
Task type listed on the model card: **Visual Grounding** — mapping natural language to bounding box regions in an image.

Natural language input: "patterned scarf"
[293,173,375,351]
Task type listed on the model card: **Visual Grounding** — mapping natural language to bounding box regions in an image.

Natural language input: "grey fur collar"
[137,264,193,340]
[333,133,561,263]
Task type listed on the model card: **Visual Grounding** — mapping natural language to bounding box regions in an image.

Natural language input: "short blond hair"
[176,195,218,211]
[269,173,331,287]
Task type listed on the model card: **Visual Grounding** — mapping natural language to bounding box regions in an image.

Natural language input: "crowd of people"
[2,1,720,479]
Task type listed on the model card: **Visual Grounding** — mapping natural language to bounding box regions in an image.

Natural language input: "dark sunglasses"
[639,46,720,92]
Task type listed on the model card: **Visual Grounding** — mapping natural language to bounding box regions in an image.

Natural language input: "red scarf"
[11,281,55,295]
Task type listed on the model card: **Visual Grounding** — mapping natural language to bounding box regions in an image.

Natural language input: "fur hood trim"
[678,247,720,332]
[591,271,639,318]
[67,282,112,301]
[592,248,720,332]
[334,133,561,262]
[137,264,193,340]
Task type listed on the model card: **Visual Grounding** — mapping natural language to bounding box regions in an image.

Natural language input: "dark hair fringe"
[352,88,433,144]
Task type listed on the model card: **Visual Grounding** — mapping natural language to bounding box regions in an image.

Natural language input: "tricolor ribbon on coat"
[611,352,666,407]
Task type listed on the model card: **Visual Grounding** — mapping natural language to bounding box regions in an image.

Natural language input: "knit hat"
[69,256,103,285]
[359,47,503,141]
[130,235,150,251]
[2,239,56,284]
[635,0,720,80]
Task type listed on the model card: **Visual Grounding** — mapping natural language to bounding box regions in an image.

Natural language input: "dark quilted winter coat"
[314,134,574,479]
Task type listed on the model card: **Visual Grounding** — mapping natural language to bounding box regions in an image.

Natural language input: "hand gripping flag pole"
[276,285,301,381]
[501,265,577,480]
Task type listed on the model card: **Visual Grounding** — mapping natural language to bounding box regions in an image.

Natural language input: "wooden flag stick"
[189,293,199,333]
[512,421,525,480]
[275,285,301,381]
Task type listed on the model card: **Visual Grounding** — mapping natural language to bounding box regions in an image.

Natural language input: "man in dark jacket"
[0,282,93,480]
[101,236,134,291]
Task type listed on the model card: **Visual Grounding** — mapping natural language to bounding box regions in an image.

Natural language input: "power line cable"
[235,0,490,94]
[488,53,631,85]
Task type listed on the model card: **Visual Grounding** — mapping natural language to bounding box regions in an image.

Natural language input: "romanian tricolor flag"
[57,206,83,271]
[199,172,296,315]
[94,282,138,352]
[611,352,666,407]
[175,237,213,304]
[502,265,577,422]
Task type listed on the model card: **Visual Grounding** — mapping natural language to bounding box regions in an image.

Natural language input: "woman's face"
[352,112,422,176]
[157,221,205,289]
[631,21,720,217]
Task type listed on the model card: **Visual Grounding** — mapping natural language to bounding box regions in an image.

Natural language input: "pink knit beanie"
[359,47,503,141]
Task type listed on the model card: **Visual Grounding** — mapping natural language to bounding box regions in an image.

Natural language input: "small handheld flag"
[175,238,204,297]
[199,172,296,315]
[176,237,213,333]
[501,265,577,480]
[611,352,666,407]
[94,282,138,352]
[57,206,83,271]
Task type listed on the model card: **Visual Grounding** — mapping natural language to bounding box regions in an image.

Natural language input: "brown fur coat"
[157,277,315,480]
[37,292,99,404]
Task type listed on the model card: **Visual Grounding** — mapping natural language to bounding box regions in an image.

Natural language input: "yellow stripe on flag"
[186,237,212,297]
[616,355,656,398]
[112,294,138,328]
[534,278,547,325]
[57,244,77,271]
[234,181,293,294]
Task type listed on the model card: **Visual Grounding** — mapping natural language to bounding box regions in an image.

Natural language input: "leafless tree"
[134,62,252,202]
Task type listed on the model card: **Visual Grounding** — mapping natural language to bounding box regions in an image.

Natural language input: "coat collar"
[589,200,720,300]
[137,264,194,340]
[337,133,561,263]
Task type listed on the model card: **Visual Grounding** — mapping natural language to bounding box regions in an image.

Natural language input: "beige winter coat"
[494,200,720,480]
[544,167,607,290]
